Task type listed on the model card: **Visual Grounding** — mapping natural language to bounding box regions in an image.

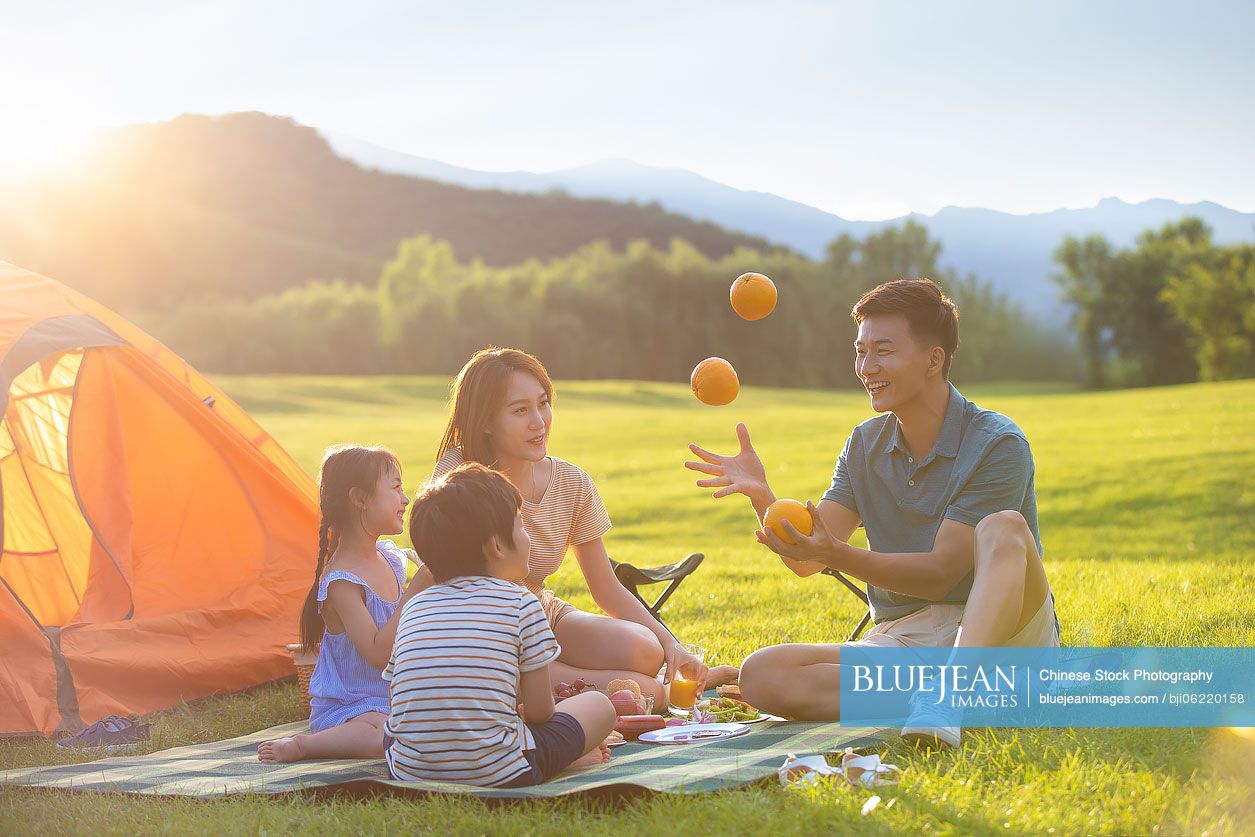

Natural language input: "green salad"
[696,696,761,722]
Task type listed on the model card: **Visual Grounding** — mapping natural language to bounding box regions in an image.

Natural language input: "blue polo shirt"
[822,384,1042,623]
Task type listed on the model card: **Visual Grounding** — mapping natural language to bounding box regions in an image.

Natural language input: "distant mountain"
[328,133,1255,325]
[326,133,857,261]
[0,114,781,310]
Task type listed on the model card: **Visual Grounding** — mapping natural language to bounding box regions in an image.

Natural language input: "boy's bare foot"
[705,665,740,688]
[568,741,612,770]
[257,736,304,763]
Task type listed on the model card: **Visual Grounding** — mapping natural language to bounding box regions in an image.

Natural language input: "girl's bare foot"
[257,736,304,763]
[706,665,740,688]
[567,741,612,770]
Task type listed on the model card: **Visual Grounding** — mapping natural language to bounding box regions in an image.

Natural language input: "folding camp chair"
[610,553,704,629]
[823,568,872,642]
[610,553,869,642]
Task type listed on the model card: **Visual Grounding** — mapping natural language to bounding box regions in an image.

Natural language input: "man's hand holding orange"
[755,500,841,566]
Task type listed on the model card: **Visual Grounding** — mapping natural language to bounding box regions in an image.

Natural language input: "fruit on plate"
[609,689,647,716]
[553,678,597,702]
[605,678,642,699]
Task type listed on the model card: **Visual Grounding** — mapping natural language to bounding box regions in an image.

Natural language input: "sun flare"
[0,109,101,178]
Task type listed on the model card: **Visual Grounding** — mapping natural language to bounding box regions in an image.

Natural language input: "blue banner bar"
[839,647,1255,727]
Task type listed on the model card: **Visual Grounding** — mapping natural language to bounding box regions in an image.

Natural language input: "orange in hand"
[763,498,813,544]
[730,272,777,321]
[691,357,740,406]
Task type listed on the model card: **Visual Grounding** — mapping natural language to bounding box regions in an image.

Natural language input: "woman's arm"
[324,578,421,670]
[571,537,707,684]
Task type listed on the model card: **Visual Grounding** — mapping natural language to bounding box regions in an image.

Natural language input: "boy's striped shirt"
[383,575,560,786]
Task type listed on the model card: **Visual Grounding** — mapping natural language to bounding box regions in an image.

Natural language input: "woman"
[426,347,736,704]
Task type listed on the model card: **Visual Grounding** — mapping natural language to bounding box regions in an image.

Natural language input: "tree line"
[1054,218,1255,387]
[143,221,1076,388]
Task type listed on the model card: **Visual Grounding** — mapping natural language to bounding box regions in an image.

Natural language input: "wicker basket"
[287,643,317,707]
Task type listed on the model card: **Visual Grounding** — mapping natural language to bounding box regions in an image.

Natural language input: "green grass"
[3,377,1253,834]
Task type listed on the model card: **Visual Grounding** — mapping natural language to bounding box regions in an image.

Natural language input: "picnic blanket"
[1,719,886,799]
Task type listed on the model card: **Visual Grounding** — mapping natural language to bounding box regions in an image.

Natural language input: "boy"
[385,462,615,787]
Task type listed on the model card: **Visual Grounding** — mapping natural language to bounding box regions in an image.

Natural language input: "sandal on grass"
[778,752,840,786]
[778,748,902,789]
[839,747,902,788]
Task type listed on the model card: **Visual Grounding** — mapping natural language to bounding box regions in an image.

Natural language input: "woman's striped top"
[383,576,560,786]
[431,449,612,595]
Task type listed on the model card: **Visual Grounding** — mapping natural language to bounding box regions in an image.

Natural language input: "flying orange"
[730,272,777,321]
[691,357,740,405]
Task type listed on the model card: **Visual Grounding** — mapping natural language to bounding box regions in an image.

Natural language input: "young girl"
[424,348,737,706]
[258,445,417,763]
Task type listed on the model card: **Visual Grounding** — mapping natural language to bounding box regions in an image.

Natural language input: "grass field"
[3,376,1254,834]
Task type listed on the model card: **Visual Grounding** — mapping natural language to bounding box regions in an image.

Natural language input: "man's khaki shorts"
[844,588,1060,649]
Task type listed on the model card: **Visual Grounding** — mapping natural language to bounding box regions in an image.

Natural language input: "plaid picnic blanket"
[1,719,886,799]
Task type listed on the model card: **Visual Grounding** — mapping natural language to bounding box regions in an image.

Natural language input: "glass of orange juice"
[667,643,706,717]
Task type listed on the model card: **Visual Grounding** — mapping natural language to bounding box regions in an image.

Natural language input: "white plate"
[638,722,751,744]
[740,713,784,724]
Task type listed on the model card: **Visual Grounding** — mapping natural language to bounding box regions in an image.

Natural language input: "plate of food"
[695,695,779,724]
[638,722,751,744]
[604,730,627,748]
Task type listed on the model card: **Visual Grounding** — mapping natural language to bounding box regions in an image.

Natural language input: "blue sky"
[3,0,1252,219]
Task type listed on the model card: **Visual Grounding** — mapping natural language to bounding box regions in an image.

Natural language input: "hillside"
[329,134,1255,324]
[0,113,783,310]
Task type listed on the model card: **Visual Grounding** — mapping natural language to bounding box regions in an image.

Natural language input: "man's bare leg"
[738,643,842,721]
[955,510,1050,647]
[904,510,1052,748]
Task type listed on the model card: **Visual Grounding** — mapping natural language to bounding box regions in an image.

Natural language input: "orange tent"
[1,262,318,737]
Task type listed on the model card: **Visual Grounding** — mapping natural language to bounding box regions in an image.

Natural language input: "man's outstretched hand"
[685,423,767,500]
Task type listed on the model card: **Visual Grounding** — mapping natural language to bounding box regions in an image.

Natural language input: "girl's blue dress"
[308,540,406,732]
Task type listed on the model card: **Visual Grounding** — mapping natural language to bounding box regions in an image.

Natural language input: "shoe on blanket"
[57,715,151,751]
[900,692,962,750]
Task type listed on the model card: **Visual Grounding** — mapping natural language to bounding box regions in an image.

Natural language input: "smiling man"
[685,278,1060,747]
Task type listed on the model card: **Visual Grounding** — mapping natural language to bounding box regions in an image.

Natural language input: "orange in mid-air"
[690,357,740,405]
[763,498,814,544]
[730,272,777,321]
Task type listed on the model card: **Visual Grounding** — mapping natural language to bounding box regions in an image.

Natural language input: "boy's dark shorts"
[383,711,587,787]
[499,711,587,788]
